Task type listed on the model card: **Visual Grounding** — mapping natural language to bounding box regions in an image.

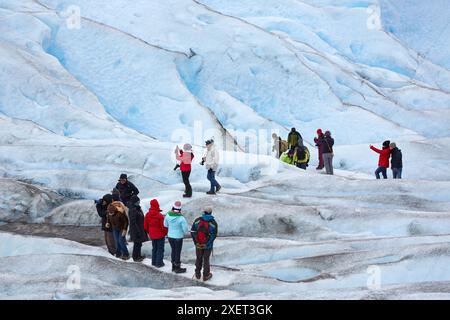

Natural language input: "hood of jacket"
[147,199,162,216]
[201,214,215,221]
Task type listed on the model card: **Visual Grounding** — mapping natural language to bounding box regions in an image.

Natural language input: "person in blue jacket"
[191,207,218,281]
[164,200,189,273]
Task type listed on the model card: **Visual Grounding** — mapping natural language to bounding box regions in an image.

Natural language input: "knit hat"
[183,143,192,151]
[119,173,127,180]
[204,207,213,214]
[172,200,182,212]
[383,140,391,148]
[317,129,323,136]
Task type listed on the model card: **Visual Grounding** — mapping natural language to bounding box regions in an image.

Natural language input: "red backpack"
[195,220,210,248]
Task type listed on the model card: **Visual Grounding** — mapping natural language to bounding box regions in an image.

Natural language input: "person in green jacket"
[287,128,303,150]
[280,150,295,165]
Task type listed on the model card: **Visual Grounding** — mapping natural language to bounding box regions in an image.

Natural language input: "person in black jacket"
[390,142,403,179]
[95,194,116,255]
[321,131,335,175]
[127,195,148,262]
[115,173,139,206]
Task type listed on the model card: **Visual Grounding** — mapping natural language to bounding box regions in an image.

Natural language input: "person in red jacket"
[314,129,325,170]
[175,144,194,198]
[370,140,391,179]
[144,199,168,268]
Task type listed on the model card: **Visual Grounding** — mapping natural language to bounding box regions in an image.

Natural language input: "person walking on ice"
[144,199,168,268]
[202,139,221,195]
[175,144,194,198]
[164,201,189,273]
[191,207,218,282]
[390,142,403,179]
[322,131,334,175]
[370,140,391,179]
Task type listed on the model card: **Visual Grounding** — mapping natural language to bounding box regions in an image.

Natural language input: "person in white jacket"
[202,139,221,195]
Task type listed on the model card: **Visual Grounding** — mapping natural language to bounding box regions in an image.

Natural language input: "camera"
[200,158,205,166]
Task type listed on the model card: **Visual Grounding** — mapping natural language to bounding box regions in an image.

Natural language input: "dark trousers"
[181,170,192,196]
[375,166,388,179]
[207,169,220,193]
[195,248,212,277]
[392,168,402,179]
[296,163,307,170]
[152,237,165,266]
[132,242,142,260]
[168,238,183,266]
[112,228,129,257]
[104,230,116,256]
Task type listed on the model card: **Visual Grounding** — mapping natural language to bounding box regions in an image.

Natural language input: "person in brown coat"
[107,201,130,260]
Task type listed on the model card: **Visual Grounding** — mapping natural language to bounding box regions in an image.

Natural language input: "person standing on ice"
[175,144,194,198]
[95,194,116,256]
[115,174,139,207]
[287,127,303,151]
[314,129,325,170]
[107,201,130,260]
[191,207,218,282]
[144,199,168,268]
[164,201,189,273]
[127,195,148,262]
[272,133,288,159]
[370,140,391,179]
[322,131,334,175]
[202,139,221,195]
[389,142,403,179]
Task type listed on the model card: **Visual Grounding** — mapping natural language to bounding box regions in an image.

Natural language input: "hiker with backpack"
[202,139,221,195]
[370,140,391,179]
[321,131,334,175]
[144,199,168,268]
[127,195,148,262]
[164,201,189,273]
[294,145,310,170]
[191,207,218,281]
[287,128,303,151]
[95,194,116,256]
[115,174,139,207]
[107,200,130,260]
[314,129,325,170]
[175,144,194,198]
[390,142,403,179]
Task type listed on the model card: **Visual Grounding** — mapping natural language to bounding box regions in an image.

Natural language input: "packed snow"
[0,0,449,300]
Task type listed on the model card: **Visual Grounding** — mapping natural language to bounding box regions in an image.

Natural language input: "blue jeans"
[375,167,387,179]
[152,237,165,267]
[392,168,402,179]
[113,228,129,257]
[168,238,183,267]
[207,169,220,193]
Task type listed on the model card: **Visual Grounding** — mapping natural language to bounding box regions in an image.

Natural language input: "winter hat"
[317,129,323,136]
[325,130,331,136]
[102,194,113,205]
[183,143,192,152]
[172,200,182,212]
[205,139,214,146]
[204,207,213,214]
[119,173,127,180]
[382,140,391,148]
[150,199,162,212]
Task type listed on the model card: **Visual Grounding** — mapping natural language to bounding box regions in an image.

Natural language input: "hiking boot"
[206,191,216,195]
[316,166,324,170]
[195,273,201,280]
[183,194,192,198]
[121,255,130,261]
[216,185,222,193]
[155,263,165,268]
[203,273,213,281]
[133,257,144,263]
[174,267,187,274]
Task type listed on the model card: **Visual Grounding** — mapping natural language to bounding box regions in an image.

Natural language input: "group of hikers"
[273,128,403,179]
[272,128,335,175]
[95,173,218,281]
